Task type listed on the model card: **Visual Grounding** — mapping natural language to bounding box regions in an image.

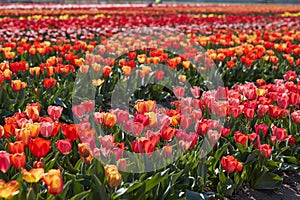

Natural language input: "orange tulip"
[102,113,117,128]
[0,180,19,199]
[10,153,26,168]
[11,80,23,92]
[8,141,25,154]
[134,100,156,114]
[24,123,40,138]
[22,168,44,183]
[25,103,40,122]
[15,128,31,146]
[42,169,64,195]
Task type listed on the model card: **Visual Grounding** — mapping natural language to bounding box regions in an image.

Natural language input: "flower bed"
[0,4,299,200]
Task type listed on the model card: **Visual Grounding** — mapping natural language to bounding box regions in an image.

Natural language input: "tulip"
[255,124,269,137]
[42,169,64,195]
[62,124,79,141]
[0,180,19,199]
[55,140,72,155]
[272,127,287,141]
[8,141,24,154]
[234,131,248,146]
[221,127,230,137]
[104,165,122,189]
[102,66,112,77]
[47,106,63,120]
[133,114,150,126]
[173,86,185,99]
[102,113,117,128]
[10,153,26,168]
[195,121,209,135]
[99,135,114,148]
[11,80,23,91]
[259,144,272,158]
[29,138,51,158]
[291,110,300,124]
[15,128,31,146]
[22,168,44,183]
[25,123,40,138]
[190,86,200,98]
[161,126,176,141]
[134,100,156,114]
[162,145,173,158]
[25,103,40,122]
[0,151,11,173]
[43,77,57,88]
[40,122,54,137]
[221,155,242,173]
[107,171,122,189]
[154,70,164,81]
[33,158,44,168]
[131,138,155,155]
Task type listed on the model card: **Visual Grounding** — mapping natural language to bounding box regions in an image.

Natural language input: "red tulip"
[43,77,57,88]
[277,95,289,109]
[272,127,287,141]
[289,92,299,105]
[131,138,155,155]
[55,140,72,155]
[0,151,11,173]
[234,131,248,146]
[102,66,112,77]
[291,110,300,124]
[62,124,79,141]
[268,105,282,118]
[133,114,150,126]
[243,107,255,119]
[221,127,231,137]
[161,126,176,141]
[259,144,272,158]
[221,155,242,173]
[255,124,269,137]
[195,121,209,135]
[29,138,51,158]
[249,133,260,148]
[11,80,23,91]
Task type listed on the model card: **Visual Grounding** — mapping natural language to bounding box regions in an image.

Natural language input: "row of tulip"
[0,4,299,199]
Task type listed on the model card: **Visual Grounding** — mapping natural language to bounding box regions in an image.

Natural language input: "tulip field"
[0,3,300,199]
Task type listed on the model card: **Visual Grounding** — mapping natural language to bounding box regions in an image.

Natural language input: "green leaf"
[69,190,91,200]
[186,190,206,200]
[92,174,109,200]
[252,171,282,190]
